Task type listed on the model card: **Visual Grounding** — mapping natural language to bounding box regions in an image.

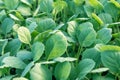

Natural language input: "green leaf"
[17,4,31,16]
[0,10,6,22]
[97,28,112,44]
[82,48,101,67]
[16,50,32,60]
[2,56,26,69]
[0,75,15,80]
[20,0,32,7]
[17,27,31,44]
[0,52,10,66]
[76,22,96,47]
[34,30,51,42]
[93,75,115,80]
[96,45,120,74]
[1,18,15,35]
[54,62,71,80]
[40,61,56,64]
[21,61,34,77]
[91,13,104,26]
[52,0,67,15]
[109,0,120,8]
[32,42,45,62]
[73,0,85,5]
[4,0,19,10]
[98,13,113,24]
[30,63,52,80]
[39,0,53,13]
[67,21,78,41]
[95,44,120,52]
[104,2,120,19]
[101,49,120,75]
[0,39,8,55]
[45,31,67,60]
[27,22,37,33]
[84,5,94,18]
[87,0,104,11]
[13,77,28,80]
[54,57,77,62]
[76,59,95,80]
[91,68,109,73]
[9,14,20,21]
[36,18,56,33]
[5,39,21,55]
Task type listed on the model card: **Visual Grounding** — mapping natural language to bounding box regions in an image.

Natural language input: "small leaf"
[98,13,113,24]
[45,31,67,60]
[54,57,77,62]
[0,52,10,66]
[52,0,67,15]
[27,22,37,33]
[76,22,96,47]
[0,10,7,22]
[1,18,15,35]
[101,49,120,74]
[87,0,104,11]
[67,21,78,41]
[39,0,53,13]
[17,4,31,16]
[17,27,31,44]
[13,77,28,80]
[82,48,101,67]
[5,38,21,55]
[32,42,45,62]
[9,14,20,21]
[54,62,71,80]
[40,61,56,64]
[0,75,15,80]
[95,44,120,52]
[36,18,56,33]
[0,39,8,55]
[93,75,115,80]
[76,59,95,80]
[96,45,120,74]
[91,68,109,73]
[92,13,104,25]
[20,0,32,7]
[2,56,26,69]
[34,30,51,42]
[21,61,34,77]
[104,2,120,19]
[97,28,112,44]
[4,0,19,10]
[30,63,52,80]
[16,50,32,60]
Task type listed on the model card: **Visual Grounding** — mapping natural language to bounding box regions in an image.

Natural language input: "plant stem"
[66,49,69,57]
[75,45,82,64]
[85,77,90,80]
[28,43,32,49]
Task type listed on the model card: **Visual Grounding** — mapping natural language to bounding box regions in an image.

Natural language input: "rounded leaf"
[30,63,52,80]
[76,59,95,80]
[17,27,31,44]
[2,56,26,69]
[32,42,45,62]
[54,62,71,80]
[1,18,15,35]
[82,48,101,67]
[101,50,120,74]
[76,22,96,47]
[45,31,67,60]
[97,28,112,44]
[36,18,56,33]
